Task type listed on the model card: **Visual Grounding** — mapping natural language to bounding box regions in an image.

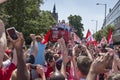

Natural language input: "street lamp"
[91,20,98,33]
[96,3,107,28]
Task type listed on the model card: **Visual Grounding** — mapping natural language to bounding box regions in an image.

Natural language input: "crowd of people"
[0,18,120,80]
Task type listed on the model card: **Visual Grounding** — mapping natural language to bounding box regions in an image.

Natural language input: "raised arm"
[58,38,68,78]
[36,64,46,80]
[8,32,29,80]
[72,45,80,80]
[82,45,94,61]
[30,34,38,57]
[86,52,112,80]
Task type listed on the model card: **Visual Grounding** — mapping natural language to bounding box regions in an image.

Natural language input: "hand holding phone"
[6,27,18,40]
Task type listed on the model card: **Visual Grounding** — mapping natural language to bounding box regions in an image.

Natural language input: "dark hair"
[26,55,35,64]
[68,49,73,56]
[77,56,92,75]
[101,43,107,53]
[45,51,54,62]
[101,43,107,49]
[49,70,65,80]
[56,58,62,70]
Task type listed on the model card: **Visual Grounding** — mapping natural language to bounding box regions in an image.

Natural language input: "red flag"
[42,30,51,44]
[91,41,98,46]
[108,28,113,44]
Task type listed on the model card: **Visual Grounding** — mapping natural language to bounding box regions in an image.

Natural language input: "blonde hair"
[0,19,7,50]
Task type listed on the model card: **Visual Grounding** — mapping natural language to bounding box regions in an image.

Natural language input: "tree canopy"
[68,15,84,39]
[0,0,56,44]
[94,25,115,42]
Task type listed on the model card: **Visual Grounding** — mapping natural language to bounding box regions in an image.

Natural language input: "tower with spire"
[52,4,58,22]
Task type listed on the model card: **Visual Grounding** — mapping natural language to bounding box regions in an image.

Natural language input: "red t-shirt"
[0,63,16,80]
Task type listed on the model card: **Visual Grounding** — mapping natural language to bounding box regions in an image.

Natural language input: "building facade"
[104,0,120,28]
[103,0,120,43]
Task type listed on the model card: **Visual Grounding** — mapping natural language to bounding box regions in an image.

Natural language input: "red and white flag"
[86,29,95,43]
[85,29,98,46]
[73,33,82,44]
[108,28,113,44]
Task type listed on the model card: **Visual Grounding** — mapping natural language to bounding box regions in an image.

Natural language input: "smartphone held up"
[6,27,18,40]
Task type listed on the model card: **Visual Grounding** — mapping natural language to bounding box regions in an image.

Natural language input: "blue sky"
[40,0,119,37]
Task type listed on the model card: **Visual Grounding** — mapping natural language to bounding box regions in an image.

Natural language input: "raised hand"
[30,34,36,40]
[36,64,46,80]
[8,32,24,49]
[86,52,113,80]
[8,31,29,80]
[89,52,111,74]
[36,65,44,76]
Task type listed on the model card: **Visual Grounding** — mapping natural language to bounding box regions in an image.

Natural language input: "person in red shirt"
[45,51,55,78]
[0,63,16,80]
[0,19,17,80]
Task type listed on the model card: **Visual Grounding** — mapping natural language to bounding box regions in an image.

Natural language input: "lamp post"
[91,20,98,33]
[96,3,107,28]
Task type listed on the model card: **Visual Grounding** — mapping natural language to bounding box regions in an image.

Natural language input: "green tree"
[95,25,115,41]
[0,0,56,44]
[38,10,57,33]
[68,15,84,38]
[94,30,104,42]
